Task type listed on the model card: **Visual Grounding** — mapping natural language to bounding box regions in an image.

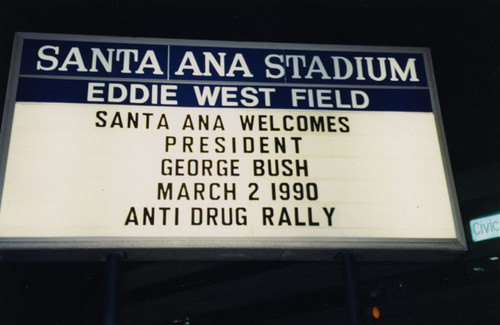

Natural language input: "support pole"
[340,252,362,325]
[103,253,121,325]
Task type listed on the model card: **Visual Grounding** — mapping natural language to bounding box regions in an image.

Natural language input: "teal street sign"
[470,213,500,242]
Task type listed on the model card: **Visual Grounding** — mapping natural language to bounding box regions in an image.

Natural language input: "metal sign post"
[103,254,121,325]
[340,253,362,325]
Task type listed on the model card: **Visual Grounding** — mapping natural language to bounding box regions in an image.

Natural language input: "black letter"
[339,116,350,133]
[95,111,107,127]
[124,207,138,225]
[263,207,274,226]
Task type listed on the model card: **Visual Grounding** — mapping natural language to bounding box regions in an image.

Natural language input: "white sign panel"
[0,33,466,252]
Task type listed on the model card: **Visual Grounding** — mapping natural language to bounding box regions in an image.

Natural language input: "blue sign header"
[15,35,433,112]
[20,39,428,87]
[16,78,432,112]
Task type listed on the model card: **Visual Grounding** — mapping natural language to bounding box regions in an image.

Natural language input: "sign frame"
[0,32,467,259]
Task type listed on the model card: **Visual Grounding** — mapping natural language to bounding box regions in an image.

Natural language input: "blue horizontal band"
[16,77,432,112]
[20,39,428,87]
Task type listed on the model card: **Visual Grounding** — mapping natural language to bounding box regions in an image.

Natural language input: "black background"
[0,1,499,324]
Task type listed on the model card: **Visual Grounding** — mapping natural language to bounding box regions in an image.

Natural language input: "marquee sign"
[0,33,466,253]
